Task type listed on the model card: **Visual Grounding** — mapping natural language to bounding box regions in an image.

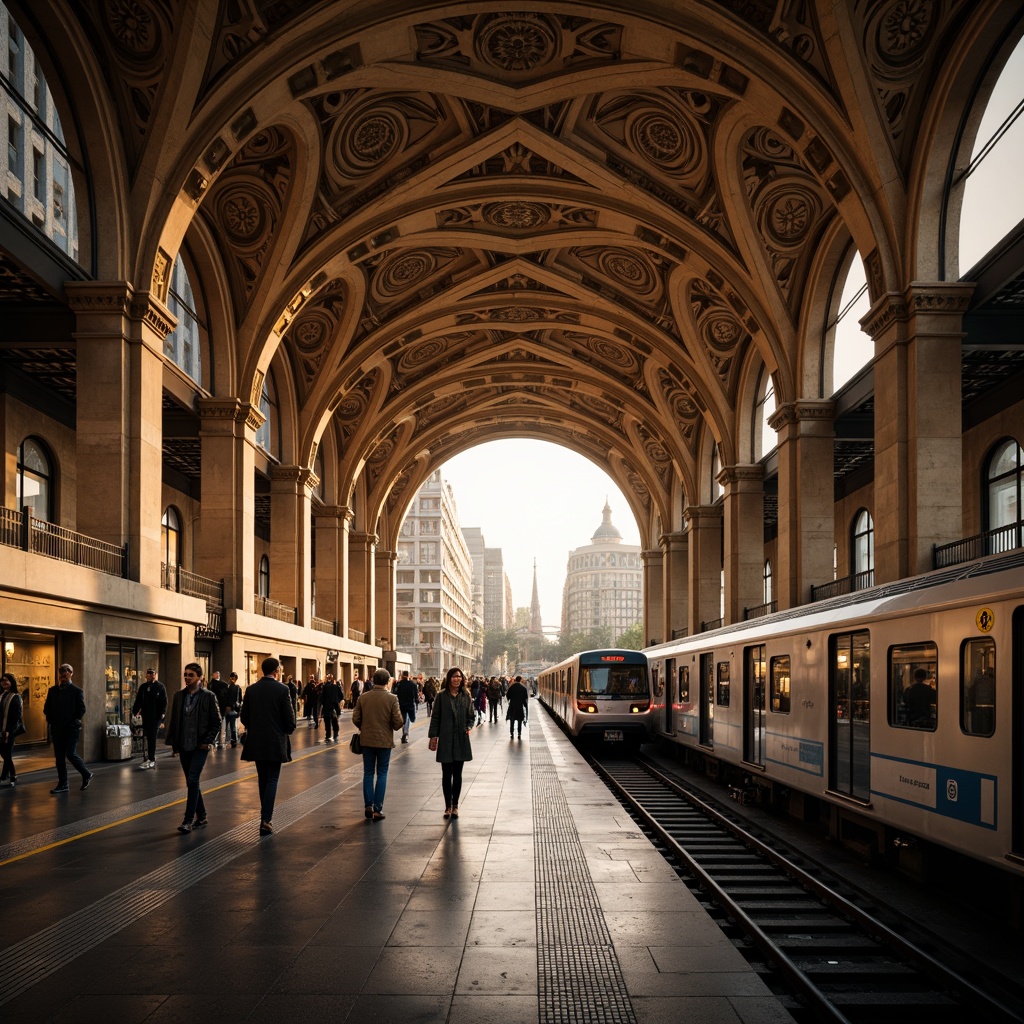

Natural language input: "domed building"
[560,503,642,644]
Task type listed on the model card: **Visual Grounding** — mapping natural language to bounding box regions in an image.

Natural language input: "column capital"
[860,282,974,340]
[767,400,834,433]
[716,463,764,487]
[314,504,355,523]
[683,503,723,527]
[65,280,132,315]
[659,530,687,551]
[198,397,265,434]
[271,464,320,493]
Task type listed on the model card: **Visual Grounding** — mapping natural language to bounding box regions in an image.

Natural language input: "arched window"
[17,437,53,521]
[164,255,202,383]
[763,560,772,604]
[851,509,874,586]
[986,439,1023,552]
[755,367,776,459]
[830,253,872,392]
[258,555,270,598]
[161,507,181,567]
[255,372,278,457]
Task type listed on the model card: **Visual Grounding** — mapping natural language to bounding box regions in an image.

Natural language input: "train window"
[889,643,937,730]
[716,661,730,706]
[580,664,647,696]
[679,665,690,703]
[961,638,995,737]
[770,655,791,713]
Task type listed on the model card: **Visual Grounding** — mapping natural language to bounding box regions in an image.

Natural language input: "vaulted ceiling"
[10,0,1020,544]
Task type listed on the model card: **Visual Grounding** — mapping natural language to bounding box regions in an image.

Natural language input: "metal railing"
[744,600,777,620]
[347,627,367,644]
[933,523,1023,569]
[0,506,127,577]
[811,569,874,602]
[254,594,297,624]
[670,627,689,640]
[700,617,724,632]
[312,615,338,634]
[162,563,225,639]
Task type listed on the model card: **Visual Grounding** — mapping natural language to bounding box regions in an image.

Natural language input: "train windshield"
[580,664,648,698]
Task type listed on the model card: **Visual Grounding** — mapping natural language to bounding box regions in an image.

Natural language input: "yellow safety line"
[0,743,339,868]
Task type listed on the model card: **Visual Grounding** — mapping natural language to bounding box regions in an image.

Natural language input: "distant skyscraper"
[530,559,542,634]
[561,501,642,642]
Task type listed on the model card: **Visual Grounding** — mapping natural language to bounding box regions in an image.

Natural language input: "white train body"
[645,557,1024,876]
[538,649,653,745]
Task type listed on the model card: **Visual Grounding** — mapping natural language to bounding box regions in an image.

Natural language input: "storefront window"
[1,628,56,743]
[106,640,160,750]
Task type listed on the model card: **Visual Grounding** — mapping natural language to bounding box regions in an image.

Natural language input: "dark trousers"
[323,712,339,739]
[178,747,210,823]
[224,711,238,744]
[141,718,160,762]
[0,731,16,780]
[255,760,283,823]
[52,726,88,786]
[488,698,500,722]
[441,760,465,809]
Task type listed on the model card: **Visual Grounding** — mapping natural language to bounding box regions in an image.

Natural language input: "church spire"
[530,557,542,634]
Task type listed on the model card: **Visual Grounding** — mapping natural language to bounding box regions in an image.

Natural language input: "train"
[538,648,653,746]
[643,552,1024,880]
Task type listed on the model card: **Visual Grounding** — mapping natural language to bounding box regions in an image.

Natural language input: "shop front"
[105,639,161,755]
[1,628,57,746]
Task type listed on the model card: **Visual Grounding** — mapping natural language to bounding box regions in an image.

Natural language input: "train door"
[744,644,766,766]
[700,652,713,745]
[830,630,871,801]
[664,659,675,734]
[1013,607,1024,856]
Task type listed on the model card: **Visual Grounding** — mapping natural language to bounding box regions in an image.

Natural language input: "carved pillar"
[662,530,689,640]
[269,465,316,626]
[313,505,352,634]
[719,464,765,624]
[684,504,723,633]
[374,547,398,650]
[197,398,262,611]
[641,548,664,647]
[348,530,377,643]
[67,283,172,585]
[863,284,973,580]
[768,401,834,608]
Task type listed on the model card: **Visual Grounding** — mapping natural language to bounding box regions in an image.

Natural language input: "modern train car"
[645,554,1024,879]
[538,648,652,746]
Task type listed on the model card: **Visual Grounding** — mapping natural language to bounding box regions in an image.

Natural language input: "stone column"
[313,505,352,635]
[348,530,377,644]
[719,464,765,624]
[197,398,262,611]
[375,547,398,650]
[684,504,723,634]
[641,548,664,646]
[661,530,689,639]
[863,284,973,581]
[67,283,172,585]
[269,465,316,627]
[768,401,834,608]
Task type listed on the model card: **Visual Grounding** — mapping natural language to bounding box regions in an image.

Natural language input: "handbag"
[349,732,361,754]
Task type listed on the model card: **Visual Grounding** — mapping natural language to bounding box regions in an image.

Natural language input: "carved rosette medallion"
[484,201,550,230]
[397,338,449,375]
[478,15,557,73]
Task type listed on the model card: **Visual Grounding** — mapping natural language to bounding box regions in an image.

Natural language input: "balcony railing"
[254,594,297,624]
[162,563,225,639]
[933,523,1023,569]
[1,506,127,577]
[347,627,367,644]
[670,627,689,640]
[700,617,724,632]
[811,569,874,602]
[312,615,338,634]
[744,600,777,620]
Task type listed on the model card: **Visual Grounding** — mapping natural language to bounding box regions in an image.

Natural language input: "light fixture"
[3,642,13,658]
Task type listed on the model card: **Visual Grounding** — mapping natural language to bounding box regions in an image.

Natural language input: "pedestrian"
[132,667,167,769]
[44,663,93,794]
[240,656,296,836]
[350,676,362,709]
[428,666,474,819]
[286,674,298,717]
[486,676,502,723]
[208,670,228,747]
[351,667,402,821]
[473,677,486,723]
[395,669,418,743]
[223,672,243,747]
[422,676,437,718]
[302,675,319,727]
[165,663,221,832]
[0,672,25,787]
[506,674,529,740]
[320,673,343,741]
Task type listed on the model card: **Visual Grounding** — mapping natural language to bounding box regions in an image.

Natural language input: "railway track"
[588,753,1024,1024]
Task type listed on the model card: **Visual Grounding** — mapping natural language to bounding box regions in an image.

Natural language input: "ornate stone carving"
[436,201,597,233]
[453,139,589,182]
[688,278,751,395]
[283,280,346,390]
[658,369,702,451]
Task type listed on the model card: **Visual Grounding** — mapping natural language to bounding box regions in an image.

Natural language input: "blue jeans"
[361,747,392,812]
[178,747,210,823]
[255,760,282,823]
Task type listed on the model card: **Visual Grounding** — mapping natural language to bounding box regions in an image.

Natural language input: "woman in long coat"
[505,675,529,740]
[428,666,474,819]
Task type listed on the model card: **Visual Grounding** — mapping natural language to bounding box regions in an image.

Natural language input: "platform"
[0,702,792,1024]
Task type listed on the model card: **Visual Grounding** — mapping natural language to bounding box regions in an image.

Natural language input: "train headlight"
[576,700,598,713]
[629,701,650,714]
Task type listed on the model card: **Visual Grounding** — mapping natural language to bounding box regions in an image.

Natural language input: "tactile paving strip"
[533,731,637,1024]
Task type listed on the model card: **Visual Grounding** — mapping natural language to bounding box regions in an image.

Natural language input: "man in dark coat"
[44,662,92,794]
[166,663,221,832]
[132,667,167,768]
[222,672,243,747]
[241,656,296,835]
[395,670,418,743]
[505,675,529,740]
[320,675,343,742]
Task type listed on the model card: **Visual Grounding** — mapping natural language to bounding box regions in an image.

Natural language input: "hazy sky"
[441,440,641,633]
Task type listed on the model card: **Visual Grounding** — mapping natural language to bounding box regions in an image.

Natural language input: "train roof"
[645,550,1024,654]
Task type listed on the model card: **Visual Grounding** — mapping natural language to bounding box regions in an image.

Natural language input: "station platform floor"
[0,700,793,1024]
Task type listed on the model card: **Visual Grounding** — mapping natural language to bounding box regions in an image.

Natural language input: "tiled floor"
[0,705,793,1023]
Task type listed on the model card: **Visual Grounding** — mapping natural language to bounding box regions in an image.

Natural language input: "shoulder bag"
[349,731,361,754]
